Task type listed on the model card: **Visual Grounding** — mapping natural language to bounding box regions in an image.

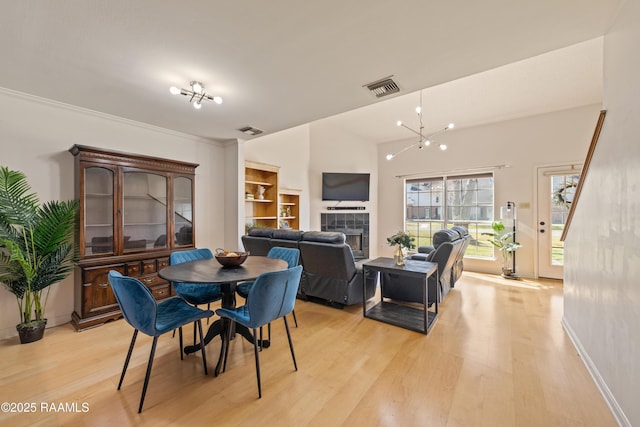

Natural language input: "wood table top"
[158,255,288,284]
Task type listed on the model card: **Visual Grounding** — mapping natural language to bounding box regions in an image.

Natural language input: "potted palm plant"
[0,166,78,343]
[483,221,521,277]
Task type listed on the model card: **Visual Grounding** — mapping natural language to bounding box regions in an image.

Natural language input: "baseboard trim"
[0,313,72,340]
[561,317,630,427]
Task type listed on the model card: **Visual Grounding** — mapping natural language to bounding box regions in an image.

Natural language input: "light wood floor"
[0,272,616,426]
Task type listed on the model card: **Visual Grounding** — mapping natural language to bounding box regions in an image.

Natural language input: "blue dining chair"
[236,247,300,343]
[170,248,222,342]
[170,248,223,309]
[108,271,213,413]
[217,265,303,398]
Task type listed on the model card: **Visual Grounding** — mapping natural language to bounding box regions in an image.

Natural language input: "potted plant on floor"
[483,221,521,277]
[386,230,416,266]
[0,166,78,343]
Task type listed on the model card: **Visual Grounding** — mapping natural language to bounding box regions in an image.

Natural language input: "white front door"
[537,166,581,279]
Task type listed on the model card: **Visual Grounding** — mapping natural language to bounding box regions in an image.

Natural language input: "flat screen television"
[322,172,370,201]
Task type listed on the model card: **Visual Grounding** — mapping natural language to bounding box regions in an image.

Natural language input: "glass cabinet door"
[122,171,168,252]
[174,176,193,246]
[84,166,115,256]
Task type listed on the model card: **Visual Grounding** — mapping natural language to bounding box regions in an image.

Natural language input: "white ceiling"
[0,1,620,143]
[324,38,604,144]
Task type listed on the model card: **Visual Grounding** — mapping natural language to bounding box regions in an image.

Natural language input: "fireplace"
[344,228,364,250]
[321,213,369,260]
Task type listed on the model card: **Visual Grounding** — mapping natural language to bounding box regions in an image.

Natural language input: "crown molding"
[0,86,225,147]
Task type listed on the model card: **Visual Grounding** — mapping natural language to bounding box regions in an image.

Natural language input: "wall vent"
[364,76,400,98]
[237,126,264,136]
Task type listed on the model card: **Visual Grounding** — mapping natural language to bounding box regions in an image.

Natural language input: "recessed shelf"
[245,180,274,187]
[278,188,300,230]
[245,161,280,232]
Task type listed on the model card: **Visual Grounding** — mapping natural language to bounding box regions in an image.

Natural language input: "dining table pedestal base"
[183,319,270,376]
[158,256,288,376]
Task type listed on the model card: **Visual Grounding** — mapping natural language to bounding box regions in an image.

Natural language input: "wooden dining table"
[158,255,288,375]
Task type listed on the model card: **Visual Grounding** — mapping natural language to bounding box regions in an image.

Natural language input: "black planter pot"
[16,319,47,344]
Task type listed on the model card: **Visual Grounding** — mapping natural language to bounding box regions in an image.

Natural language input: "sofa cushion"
[302,231,345,244]
[417,245,435,254]
[451,225,468,239]
[410,252,429,261]
[248,227,275,238]
[242,229,274,256]
[272,229,304,241]
[432,229,459,248]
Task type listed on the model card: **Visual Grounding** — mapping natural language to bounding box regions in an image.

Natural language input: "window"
[550,174,579,265]
[405,173,494,258]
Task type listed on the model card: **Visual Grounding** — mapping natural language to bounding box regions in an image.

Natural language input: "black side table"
[362,257,438,334]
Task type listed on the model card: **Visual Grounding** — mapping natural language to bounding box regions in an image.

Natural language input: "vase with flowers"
[386,230,416,266]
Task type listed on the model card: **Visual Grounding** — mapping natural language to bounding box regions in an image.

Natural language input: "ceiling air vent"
[237,126,264,136]
[364,76,400,98]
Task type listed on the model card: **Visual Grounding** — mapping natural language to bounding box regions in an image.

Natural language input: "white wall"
[243,121,379,256]
[563,1,640,425]
[244,104,600,272]
[0,89,226,339]
[244,124,312,232]
[377,104,602,275]
[223,139,244,250]
[308,121,379,255]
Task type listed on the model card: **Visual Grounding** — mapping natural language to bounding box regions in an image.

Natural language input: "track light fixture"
[169,81,223,110]
[386,91,454,160]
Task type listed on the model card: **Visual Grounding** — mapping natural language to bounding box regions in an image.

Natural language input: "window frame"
[404,172,495,259]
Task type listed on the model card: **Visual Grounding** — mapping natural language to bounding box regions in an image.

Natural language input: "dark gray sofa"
[381,226,469,304]
[241,228,376,306]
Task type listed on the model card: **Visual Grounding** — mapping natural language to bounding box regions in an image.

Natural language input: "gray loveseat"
[241,228,376,306]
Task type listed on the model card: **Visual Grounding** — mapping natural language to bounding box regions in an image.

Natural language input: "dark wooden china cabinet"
[69,145,198,330]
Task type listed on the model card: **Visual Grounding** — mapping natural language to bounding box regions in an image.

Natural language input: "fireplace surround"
[321,213,369,260]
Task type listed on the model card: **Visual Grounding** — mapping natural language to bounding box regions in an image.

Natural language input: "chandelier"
[386,91,454,160]
[169,81,223,110]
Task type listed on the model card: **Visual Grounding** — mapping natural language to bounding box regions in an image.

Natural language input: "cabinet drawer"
[157,257,169,270]
[138,274,166,288]
[126,262,142,276]
[150,283,171,300]
[142,259,157,274]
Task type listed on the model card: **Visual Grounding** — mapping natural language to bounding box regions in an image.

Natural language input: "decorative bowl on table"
[214,248,249,267]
